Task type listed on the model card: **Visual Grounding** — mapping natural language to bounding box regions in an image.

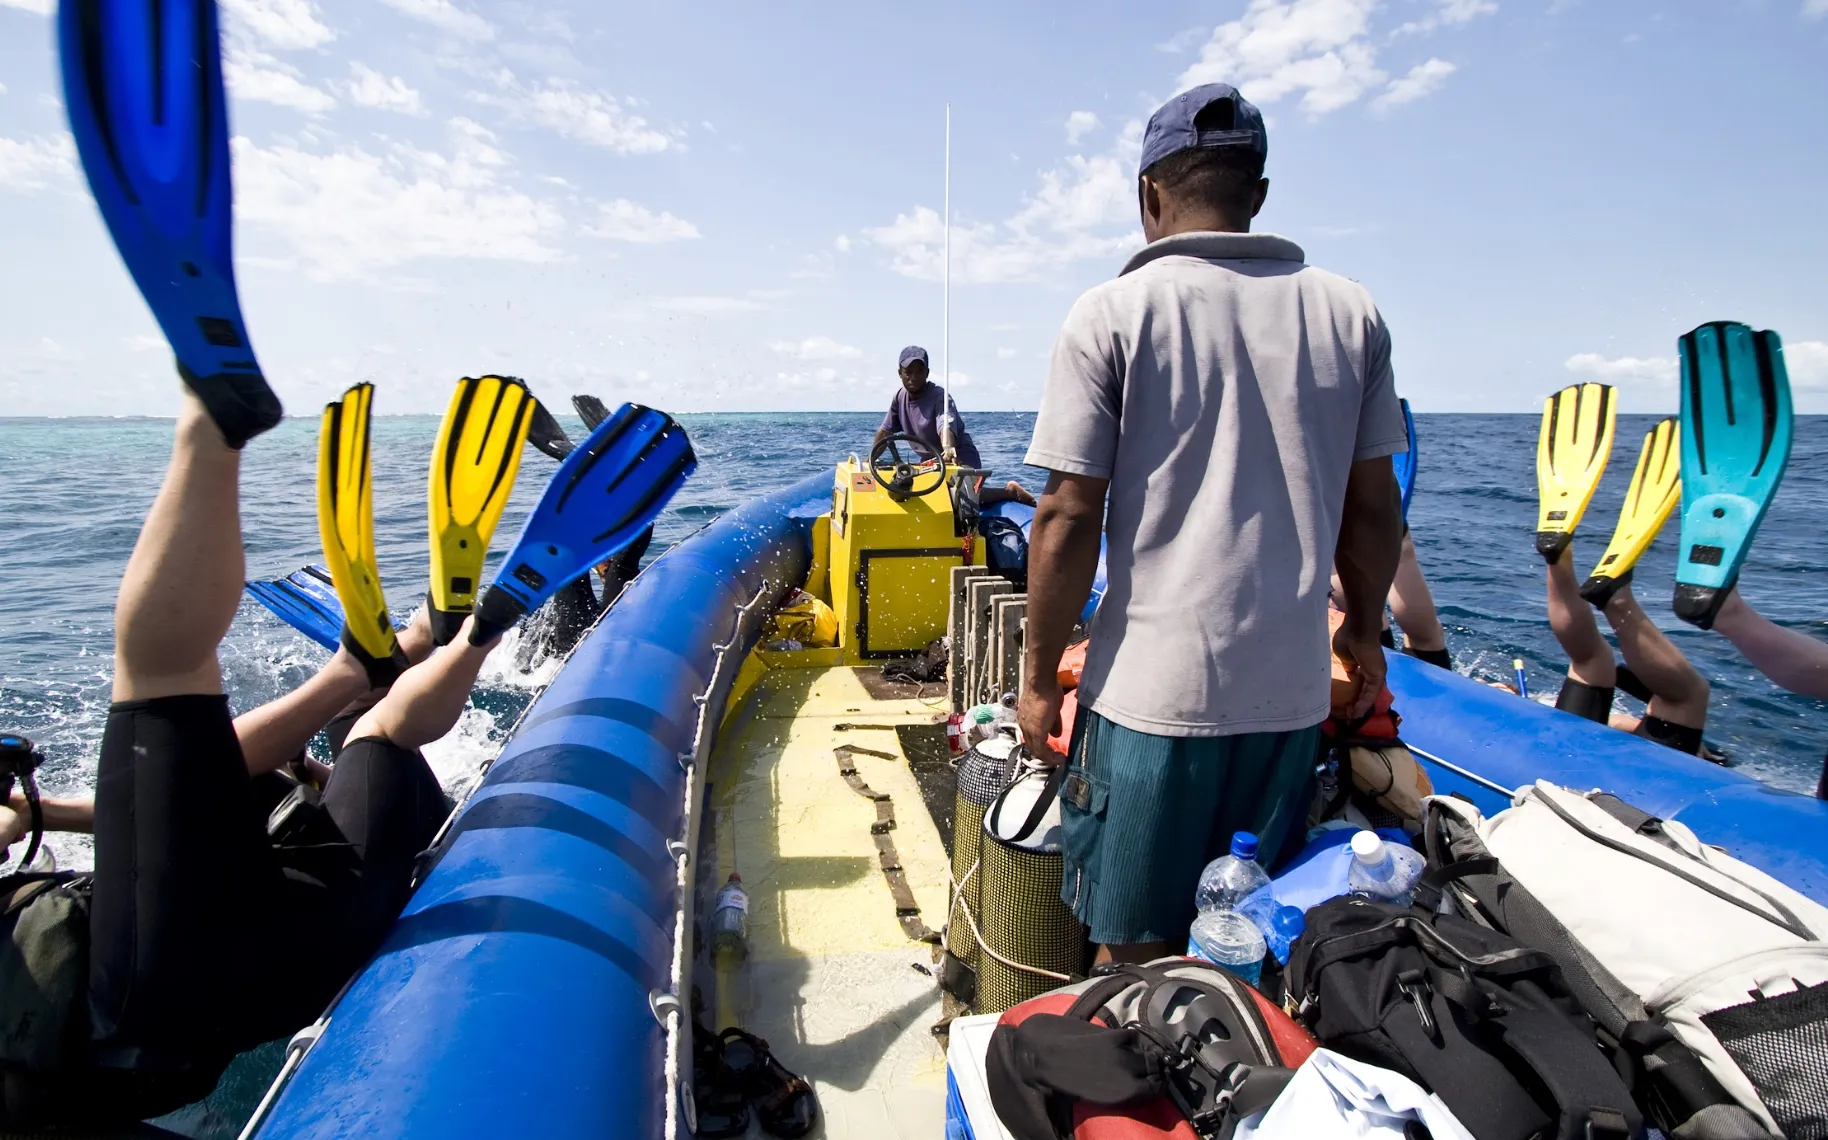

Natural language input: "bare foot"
[1005,480,1037,507]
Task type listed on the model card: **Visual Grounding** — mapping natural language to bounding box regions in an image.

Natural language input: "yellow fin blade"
[1534,382,1617,561]
[427,375,535,641]
[1581,417,1681,603]
[317,382,397,659]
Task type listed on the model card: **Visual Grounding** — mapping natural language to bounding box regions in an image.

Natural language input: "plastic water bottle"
[965,703,1000,745]
[1188,909,1267,987]
[710,873,749,966]
[1346,830,1425,907]
[710,873,750,1028]
[1195,832,1273,914]
[1263,906,1305,967]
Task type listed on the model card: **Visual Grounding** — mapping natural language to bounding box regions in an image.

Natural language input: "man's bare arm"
[1333,456,1404,715]
[1017,470,1108,761]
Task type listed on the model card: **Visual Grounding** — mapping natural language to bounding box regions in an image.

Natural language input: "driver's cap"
[898,345,929,369]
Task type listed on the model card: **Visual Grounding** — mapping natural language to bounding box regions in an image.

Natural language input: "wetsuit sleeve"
[1355,307,1409,462]
[1025,292,1120,479]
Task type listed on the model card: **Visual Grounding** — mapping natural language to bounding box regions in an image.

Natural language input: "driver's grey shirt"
[1025,231,1407,737]
[881,383,982,469]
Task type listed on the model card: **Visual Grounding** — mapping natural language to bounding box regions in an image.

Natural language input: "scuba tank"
[942,726,1019,1005]
[975,755,1089,1013]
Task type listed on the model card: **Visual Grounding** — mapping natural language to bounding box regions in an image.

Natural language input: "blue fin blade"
[1391,397,1418,520]
[245,565,345,652]
[1674,322,1794,627]
[475,404,696,634]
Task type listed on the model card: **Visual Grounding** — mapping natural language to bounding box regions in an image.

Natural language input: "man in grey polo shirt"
[1016,83,1407,964]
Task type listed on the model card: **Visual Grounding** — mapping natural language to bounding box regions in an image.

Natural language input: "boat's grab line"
[1403,742,1519,800]
[834,744,942,945]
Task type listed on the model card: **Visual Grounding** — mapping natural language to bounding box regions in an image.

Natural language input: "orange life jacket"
[1325,607,1402,742]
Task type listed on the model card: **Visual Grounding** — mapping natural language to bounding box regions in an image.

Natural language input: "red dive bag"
[985,957,1316,1140]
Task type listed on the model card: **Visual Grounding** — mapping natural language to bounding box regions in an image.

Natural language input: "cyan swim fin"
[1391,398,1418,521]
[319,384,407,684]
[1673,322,1794,629]
[427,376,535,645]
[58,0,280,448]
[471,403,695,642]
[1535,382,1616,562]
[1580,417,1680,609]
[572,394,612,431]
[245,565,344,652]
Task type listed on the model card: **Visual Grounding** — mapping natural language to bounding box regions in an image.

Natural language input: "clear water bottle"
[1188,909,1266,987]
[1264,906,1305,967]
[709,873,749,968]
[965,703,1001,745]
[1346,830,1425,907]
[1195,831,1273,914]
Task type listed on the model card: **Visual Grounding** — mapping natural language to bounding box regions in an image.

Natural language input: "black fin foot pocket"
[1536,531,1572,564]
[178,363,283,449]
[1672,581,1729,630]
[1580,567,1632,610]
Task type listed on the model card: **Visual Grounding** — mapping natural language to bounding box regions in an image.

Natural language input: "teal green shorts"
[1058,706,1319,948]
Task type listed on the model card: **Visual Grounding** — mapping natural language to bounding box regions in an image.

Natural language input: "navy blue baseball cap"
[1138,84,1267,178]
[898,345,929,369]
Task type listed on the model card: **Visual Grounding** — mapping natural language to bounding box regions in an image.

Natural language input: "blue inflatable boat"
[244,462,1828,1140]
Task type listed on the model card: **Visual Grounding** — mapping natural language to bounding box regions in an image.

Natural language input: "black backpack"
[1287,895,1643,1140]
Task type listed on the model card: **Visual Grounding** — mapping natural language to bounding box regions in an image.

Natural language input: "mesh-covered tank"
[976,763,1088,1013]
[943,730,1019,1001]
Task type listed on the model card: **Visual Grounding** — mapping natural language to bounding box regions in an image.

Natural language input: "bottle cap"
[1273,905,1305,938]
[1350,830,1385,862]
[1229,831,1260,860]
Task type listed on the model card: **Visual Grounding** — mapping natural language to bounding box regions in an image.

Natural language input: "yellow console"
[825,457,981,663]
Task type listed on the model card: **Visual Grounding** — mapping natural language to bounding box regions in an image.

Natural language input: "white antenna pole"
[940,102,955,460]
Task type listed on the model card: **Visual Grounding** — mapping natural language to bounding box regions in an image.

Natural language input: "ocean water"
[2,410,1826,871]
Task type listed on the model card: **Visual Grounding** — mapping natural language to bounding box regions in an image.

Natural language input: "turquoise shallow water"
[2,409,1826,872]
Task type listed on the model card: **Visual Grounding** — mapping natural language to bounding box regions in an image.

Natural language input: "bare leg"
[1712,588,1828,700]
[112,394,245,702]
[232,608,437,776]
[1547,547,1615,688]
[1603,585,1709,729]
[346,619,499,751]
[1388,532,1446,653]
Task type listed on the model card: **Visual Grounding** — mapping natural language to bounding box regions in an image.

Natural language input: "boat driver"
[873,345,1035,507]
[0,391,501,1131]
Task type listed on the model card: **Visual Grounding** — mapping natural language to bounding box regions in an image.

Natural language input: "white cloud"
[834,234,852,252]
[1178,0,1386,116]
[224,48,336,113]
[770,336,862,361]
[376,0,493,40]
[0,134,73,190]
[0,0,52,15]
[583,198,700,243]
[220,0,334,49]
[342,63,425,115]
[1785,341,1828,388]
[1156,25,1211,53]
[1564,353,1678,385]
[653,296,767,315]
[477,71,675,154]
[1065,110,1101,145]
[1805,0,1828,18]
[124,334,166,352]
[996,347,1018,359]
[1397,0,1498,36]
[231,119,564,279]
[1374,59,1457,111]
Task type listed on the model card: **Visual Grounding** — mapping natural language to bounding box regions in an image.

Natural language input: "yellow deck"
[705,663,953,1139]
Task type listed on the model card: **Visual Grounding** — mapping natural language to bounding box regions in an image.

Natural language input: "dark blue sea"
[4,411,1827,873]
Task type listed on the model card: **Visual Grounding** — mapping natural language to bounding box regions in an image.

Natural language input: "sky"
[1,0,1826,418]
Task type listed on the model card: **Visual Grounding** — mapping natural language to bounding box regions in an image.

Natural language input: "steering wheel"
[869,433,946,501]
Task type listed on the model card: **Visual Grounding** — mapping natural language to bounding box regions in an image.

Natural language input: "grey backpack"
[1421,783,1828,1139]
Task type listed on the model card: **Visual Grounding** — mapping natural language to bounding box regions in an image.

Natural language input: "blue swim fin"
[1391,397,1418,521]
[59,0,280,448]
[471,404,695,642]
[1673,322,1794,629]
[245,565,346,652]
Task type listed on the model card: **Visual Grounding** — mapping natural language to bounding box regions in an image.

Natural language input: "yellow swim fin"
[318,382,406,685]
[1535,382,1616,562]
[1580,417,1680,608]
[427,375,535,644]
